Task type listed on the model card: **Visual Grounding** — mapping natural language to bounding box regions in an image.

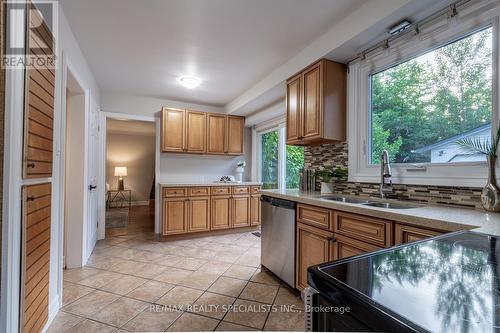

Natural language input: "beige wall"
[106,132,155,202]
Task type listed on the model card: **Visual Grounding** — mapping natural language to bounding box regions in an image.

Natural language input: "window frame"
[348,2,500,187]
[254,116,302,190]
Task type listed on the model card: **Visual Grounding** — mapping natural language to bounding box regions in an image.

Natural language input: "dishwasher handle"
[261,196,296,210]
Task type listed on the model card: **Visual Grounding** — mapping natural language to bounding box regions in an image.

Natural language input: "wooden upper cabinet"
[286,59,346,146]
[24,7,55,179]
[286,74,301,144]
[207,114,226,154]
[226,116,244,155]
[161,108,185,152]
[185,111,206,153]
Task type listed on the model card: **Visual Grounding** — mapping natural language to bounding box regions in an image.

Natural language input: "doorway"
[105,118,156,237]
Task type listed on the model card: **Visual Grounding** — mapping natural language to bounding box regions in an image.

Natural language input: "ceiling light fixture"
[177,76,201,89]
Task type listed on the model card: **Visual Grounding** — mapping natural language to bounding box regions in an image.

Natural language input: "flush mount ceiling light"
[177,76,201,89]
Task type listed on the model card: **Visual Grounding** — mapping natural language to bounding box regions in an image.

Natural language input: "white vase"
[320,182,334,194]
[235,166,244,183]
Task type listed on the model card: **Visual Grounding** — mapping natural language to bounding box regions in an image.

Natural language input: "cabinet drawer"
[333,211,392,247]
[211,187,231,195]
[297,204,331,230]
[163,187,187,197]
[394,223,442,245]
[188,187,209,196]
[330,234,381,261]
[251,186,261,194]
[232,186,249,195]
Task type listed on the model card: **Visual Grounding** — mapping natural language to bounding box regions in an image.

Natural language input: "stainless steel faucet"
[380,150,393,198]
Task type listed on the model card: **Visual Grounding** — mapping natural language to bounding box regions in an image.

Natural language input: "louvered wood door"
[21,183,51,333]
[23,6,55,178]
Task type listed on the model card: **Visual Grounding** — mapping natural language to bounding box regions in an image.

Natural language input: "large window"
[257,123,304,190]
[370,27,493,165]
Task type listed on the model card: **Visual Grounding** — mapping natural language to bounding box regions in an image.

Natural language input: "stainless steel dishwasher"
[261,195,296,288]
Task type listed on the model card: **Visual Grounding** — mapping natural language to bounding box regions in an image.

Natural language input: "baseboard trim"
[41,296,60,333]
[161,225,260,241]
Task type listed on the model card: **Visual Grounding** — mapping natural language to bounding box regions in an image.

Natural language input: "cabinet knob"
[327,237,336,242]
[26,196,35,201]
[26,162,36,168]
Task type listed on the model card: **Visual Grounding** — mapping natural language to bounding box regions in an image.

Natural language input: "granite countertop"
[160,181,262,187]
[260,189,500,237]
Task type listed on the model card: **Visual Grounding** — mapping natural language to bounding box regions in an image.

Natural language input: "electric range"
[306,231,500,332]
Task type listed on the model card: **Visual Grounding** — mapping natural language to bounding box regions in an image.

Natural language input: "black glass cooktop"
[318,231,500,333]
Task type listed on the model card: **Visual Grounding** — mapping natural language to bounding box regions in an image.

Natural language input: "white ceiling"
[60,0,365,107]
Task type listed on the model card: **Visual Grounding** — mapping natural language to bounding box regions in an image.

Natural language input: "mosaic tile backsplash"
[303,142,484,209]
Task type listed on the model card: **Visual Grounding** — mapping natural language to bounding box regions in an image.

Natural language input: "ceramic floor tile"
[62,290,119,317]
[63,319,116,333]
[76,270,124,289]
[179,271,219,290]
[166,312,220,332]
[223,264,257,280]
[109,260,148,275]
[274,286,304,310]
[156,286,203,308]
[213,251,240,264]
[239,281,279,304]
[129,250,164,262]
[154,254,184,267]
[264,309,305,331]
[62,282,95,306]
[250,268,281,286]
[234,253,260,267]
[90,296,149,327]
[122,305,182,332]
[197,261,232,275]
[192,292,235,319]
[45,311,82,333]
[223,299,270,330]
[63,267,100,283]
[172,257,206,270]
[99,275,148,295]
[133,262,167,278]
[216,321,258,331]
[207,276,247,297]
[126,280,175,303]
[153,267,192,284]
[87,256,128,270]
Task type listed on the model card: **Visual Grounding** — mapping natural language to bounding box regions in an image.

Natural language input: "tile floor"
[48,230,305,332]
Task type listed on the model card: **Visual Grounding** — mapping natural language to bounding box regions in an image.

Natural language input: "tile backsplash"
[304,142,483,209]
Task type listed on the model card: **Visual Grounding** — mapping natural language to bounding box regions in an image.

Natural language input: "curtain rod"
[346,0,473,65]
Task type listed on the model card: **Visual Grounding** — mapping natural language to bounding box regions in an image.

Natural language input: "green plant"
[456,123,500,157]
[314,167,348,182]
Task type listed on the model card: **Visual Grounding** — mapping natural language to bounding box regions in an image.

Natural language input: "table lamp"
[114,166,127,190]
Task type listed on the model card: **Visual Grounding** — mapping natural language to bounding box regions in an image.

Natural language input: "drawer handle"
[26,196,35,201]
[26,163,36,168]
[327,237,336,242]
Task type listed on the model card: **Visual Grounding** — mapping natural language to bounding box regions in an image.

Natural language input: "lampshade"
[114,166,127,177]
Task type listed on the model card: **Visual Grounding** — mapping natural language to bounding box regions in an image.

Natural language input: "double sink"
[319,195,418,209]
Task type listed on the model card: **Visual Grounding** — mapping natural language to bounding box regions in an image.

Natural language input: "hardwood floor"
[106,205,155,238]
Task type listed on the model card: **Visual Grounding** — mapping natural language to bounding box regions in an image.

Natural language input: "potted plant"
[314,167,348,194]
[456,124,500,212]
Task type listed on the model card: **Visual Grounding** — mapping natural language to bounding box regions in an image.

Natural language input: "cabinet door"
[395,224,441,245]
[226,116,244,155]
[188,197,210,232]
[211,196,231,230]
[163,197,187,235]
[206,114,226,154]
[286,74,302,144]
[330,234,380,261]
[232,195,250,228]
[301,62,322,141]
[161,108,185,152]
[296,222,333,291]
[250,195,261,226]
[186,111,206,153]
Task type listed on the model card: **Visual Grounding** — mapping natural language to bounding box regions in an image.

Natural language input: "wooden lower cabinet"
[296,222,333,291]
[187,197,210,232]
[210,195,232,230]
[331,234,381,261]
[250,194,261,226]
[162,197,188,235]
[232,195,250,228]
[395,223,442,245]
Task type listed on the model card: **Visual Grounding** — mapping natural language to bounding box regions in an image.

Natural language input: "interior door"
[86,101,99,251]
